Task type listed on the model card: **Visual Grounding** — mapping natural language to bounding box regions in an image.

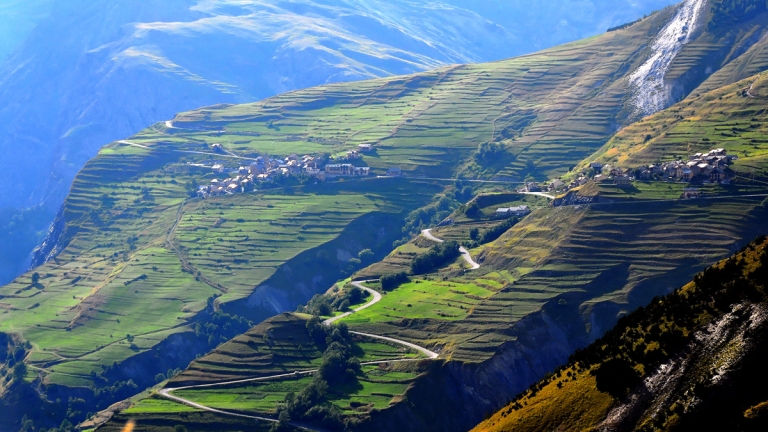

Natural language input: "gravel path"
[422,228,481,270]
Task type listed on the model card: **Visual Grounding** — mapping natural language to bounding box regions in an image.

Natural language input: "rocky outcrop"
[597,303,768,431]
[29,207,67,268]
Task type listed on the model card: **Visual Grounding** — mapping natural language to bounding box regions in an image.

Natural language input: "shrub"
[381,272,409,291]
[304,295,333,316]
[479,217,520,244]
[464,202,480,217]
[592,358,642,399]
[12,362,27,381]
[411,241,461,274]
[358,249,374,263]
[474,142,507,165]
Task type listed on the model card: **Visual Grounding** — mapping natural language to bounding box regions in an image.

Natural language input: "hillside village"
[195,143,400,198]
[522,148,738,197]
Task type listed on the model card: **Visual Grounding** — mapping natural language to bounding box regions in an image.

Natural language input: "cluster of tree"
[607,17,642,32]
[381,272,410,291]
[300,286,370,316]
[192,309,253,348]
[464,201,481,217]
[20,416,77,432]
[469,217,520,245]
[273,319,360,430]
[411,241,461,275]
[454,185,475,202]
[1,335,30,385]
[474,142,507,166]
[185,179,200,198]
[709,0,767,30]
[566,235,768,399]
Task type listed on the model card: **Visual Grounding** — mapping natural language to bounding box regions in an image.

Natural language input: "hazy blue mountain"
[0,0,54,61]
[0,0,677,285]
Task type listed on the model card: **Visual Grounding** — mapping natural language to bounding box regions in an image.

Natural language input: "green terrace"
[125,313,429,418]
[119,11,686,185]
[335,195,767,364]
[0,139,443,386]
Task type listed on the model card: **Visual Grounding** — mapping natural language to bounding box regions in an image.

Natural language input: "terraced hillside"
[582,69,768,178]
[98,188,768,431]
[473,236,768,432]
[0,137,444,430]
[8,1,768,430]
[151,5,693,183]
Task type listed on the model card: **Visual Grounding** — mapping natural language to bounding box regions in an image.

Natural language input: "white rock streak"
[628,0,706,119]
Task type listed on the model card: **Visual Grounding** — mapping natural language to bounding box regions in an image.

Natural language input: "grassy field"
[472,368,614,432]
[169,364,419,416]
[340,279,497,324]
[124,313,426,419]
[5,2,757,392]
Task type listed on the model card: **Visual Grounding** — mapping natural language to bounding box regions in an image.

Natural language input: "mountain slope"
[583,69,768,176]
[0,0,680,288]
[0,0,53,61]
[0,0,678,210]
[5,1,768,430]
[473,235,768,432]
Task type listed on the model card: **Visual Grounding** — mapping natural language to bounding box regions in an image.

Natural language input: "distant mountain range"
[0,0,677,284]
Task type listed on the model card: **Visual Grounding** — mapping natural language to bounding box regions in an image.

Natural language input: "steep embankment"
[474,235,768,432]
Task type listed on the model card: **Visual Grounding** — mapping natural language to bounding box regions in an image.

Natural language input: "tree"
[474,142,507,165]
[270,410,293,432]
[469,228,480,241]
[465,202,480,217]
[592,358,641,399]
[411,241,462,275]
[358,249,374,263]
[13,362,27,382]
[20,415,34,432]
[381,272,409,291]
[479,217,520,244]
[31,272,40,285]
[461,186,474,201]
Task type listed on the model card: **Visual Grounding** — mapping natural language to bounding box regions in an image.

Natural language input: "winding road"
[521,191,556,200]
[157,280,438,427]
[421,229,481,270]
[322,282,381,326]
